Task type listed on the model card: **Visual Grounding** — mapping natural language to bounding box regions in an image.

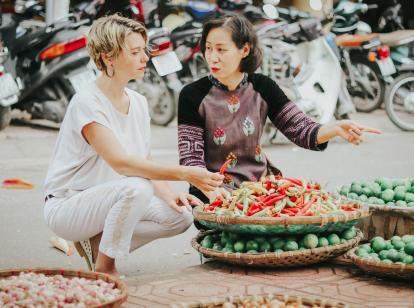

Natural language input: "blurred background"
[0,0,414,133]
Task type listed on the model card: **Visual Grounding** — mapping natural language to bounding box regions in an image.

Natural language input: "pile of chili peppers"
[204,175,357,217]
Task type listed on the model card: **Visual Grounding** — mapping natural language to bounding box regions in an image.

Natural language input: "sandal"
[74,240,95,271]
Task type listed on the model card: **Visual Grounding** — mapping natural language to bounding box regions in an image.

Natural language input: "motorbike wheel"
[130,67,176,126]
[0,106,12,131]
[347,59,385,113]
[30,80,73,123]
[385,72,414,131]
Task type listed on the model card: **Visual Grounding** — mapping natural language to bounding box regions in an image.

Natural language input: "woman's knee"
[119,177,153,202]
[173,210,193,234]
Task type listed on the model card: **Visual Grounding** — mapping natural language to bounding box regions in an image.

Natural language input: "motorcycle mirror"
[262,4,279,20]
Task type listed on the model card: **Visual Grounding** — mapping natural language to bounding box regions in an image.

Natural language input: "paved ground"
[0,110,413,306]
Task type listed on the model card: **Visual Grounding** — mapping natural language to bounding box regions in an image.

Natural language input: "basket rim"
[347,247,414,271]
[0,267,128,307]
[193,203,370,226]
[192,229,363,260]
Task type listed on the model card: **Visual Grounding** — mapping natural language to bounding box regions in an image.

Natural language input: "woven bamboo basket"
[193,203,370,235]
[177,293,350,308]
[347,247,414,280]
[352,201,414,241]
[192,230,363,268]
[0,267,128,307]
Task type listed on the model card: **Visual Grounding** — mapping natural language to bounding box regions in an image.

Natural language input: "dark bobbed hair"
[200,14,263,74]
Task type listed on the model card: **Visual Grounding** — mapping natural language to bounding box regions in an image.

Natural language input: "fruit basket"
[338,178,414,239]
[193,204,369,235]
[192,229,363,267]
[195,176,370,235]
[347,234,414,280]
[0,268,128,307]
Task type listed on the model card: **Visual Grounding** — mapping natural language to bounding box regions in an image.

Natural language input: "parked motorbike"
[375,0,414,131]
[384,69,414,131]
[128,27,183,126]
[331,0,395,113]
[170,21,208,84]
[146,0,216,31]
[0,2,94,130]
[257,8,354,144]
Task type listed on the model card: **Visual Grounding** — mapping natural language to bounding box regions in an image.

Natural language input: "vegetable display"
[0,272,121,306]
[204,176,357,217]
[354,235,414,265]
[200,227,358,253]
[340,178,414,207]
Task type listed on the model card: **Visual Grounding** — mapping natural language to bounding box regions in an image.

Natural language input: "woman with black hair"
[177,14,381,204]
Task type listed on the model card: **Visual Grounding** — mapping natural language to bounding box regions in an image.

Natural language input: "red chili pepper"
[272,213,280,217]
[281,208,294,214]
[247,203,264,216]
[298,198,316,216]
[290,196,297,202]
[219,159,233,175]
[208,199,223,209]
[284,178,303,186]
[235,202,243,210]
[264,195,286,207]
[265,181,272,191]
[261,193,282,203]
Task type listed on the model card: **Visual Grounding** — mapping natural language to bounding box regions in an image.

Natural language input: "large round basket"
[0,268,128,307]
[347,247,414,280]
[176,293,349,308]
[350,200,414,241]
[192,230,363,268]
[193,204,370,235]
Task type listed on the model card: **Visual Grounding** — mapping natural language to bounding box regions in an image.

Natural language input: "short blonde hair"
[87,14,147,77]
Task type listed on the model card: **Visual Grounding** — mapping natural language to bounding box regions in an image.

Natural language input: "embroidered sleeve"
[251,74,327,151]
[178,124,206,168]
[272,101,327,151]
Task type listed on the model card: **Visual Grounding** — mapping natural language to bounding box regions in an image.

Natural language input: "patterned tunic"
[177,73,327,193]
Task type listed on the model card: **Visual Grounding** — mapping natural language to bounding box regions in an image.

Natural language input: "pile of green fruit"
[354,235,414,265]
[200,227,358,254]
[339,178,414,207]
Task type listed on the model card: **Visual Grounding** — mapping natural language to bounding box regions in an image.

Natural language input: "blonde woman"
[43,15,223,276]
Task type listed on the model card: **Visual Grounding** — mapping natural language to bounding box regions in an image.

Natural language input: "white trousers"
[44,177,193,259]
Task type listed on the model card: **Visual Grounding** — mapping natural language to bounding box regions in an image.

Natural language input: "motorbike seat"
[187,1,216,19]
[335,34,379,48]
[379,30,414,47]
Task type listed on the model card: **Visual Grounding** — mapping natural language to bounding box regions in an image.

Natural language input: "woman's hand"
[163,192,203,213]
[317,120,382,145]
[202,187,231,203]
[183,166,224,192]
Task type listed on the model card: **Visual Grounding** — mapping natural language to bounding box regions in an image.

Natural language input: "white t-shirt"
[44,82,151,198]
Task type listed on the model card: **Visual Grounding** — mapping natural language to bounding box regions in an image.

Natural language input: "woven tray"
[0,268,128,307]
[192,230,363,268]
[177,293,350,308]
[193,204,370,235]
[347,247,414,280]
[345,199,414,240]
